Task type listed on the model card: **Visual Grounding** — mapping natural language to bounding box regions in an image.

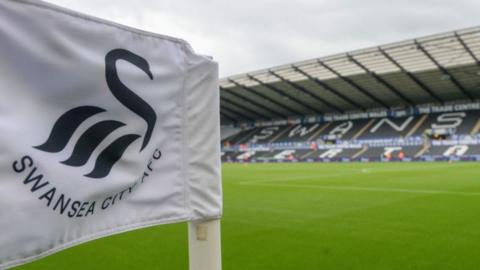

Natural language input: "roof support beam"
[220,112,236,123]
[220,105,255,122]
[228,80,302,116]
[415,40,473,100]
[317,59,390,109]
[220,96,270,119]
[377,47,443,104]
[268,70,344,113]
[347,54,414,105]
[291,65,366,110]
[454,32,480,66]
[221,87,287,118]
[247,74,324,114]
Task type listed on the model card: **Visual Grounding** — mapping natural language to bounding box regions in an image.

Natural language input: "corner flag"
[0,0,222,268]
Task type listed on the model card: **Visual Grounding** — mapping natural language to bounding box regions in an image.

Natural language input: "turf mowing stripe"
[238,163,471,184]
[241,182,480,197]
[239,172,356,184]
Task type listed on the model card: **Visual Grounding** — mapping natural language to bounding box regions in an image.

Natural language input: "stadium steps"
[236,128,260,144]
[470,119,480,135]
[268,125,296,143]
[307,122,331,141]
[352,119,375,140]
[300,150,316,159]
[415,144,430,158]
[405,114,428,137]
[352,145,368,159]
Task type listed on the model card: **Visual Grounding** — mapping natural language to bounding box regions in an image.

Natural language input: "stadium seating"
[221,110,480,163]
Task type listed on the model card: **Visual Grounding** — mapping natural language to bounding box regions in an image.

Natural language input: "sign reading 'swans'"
[0,0,222,268]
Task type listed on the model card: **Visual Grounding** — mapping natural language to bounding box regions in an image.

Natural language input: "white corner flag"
[0,0,222,269]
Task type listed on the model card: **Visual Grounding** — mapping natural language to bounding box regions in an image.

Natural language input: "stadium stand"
[274,123,323,142]
[220,27,480,163]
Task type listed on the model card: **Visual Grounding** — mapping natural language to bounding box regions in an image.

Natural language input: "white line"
[239,172,356,184]
[238,164,468,185]
[245,163,471,171]
[241,182,480,197]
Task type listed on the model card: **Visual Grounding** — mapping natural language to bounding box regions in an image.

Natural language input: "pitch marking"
[241,182,480,197]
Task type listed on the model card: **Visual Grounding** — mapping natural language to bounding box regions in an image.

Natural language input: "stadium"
[10,12,480,270]
[219,27,480,163]
[211,26,480,270]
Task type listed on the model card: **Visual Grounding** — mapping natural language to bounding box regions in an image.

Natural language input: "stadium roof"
[219,26,480,124]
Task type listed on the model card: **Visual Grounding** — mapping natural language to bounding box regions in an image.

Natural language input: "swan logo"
[34,49,157,179]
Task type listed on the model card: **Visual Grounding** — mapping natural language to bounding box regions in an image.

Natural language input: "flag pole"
[188,219,222,270]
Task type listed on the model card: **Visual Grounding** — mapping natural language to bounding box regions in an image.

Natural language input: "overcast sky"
[47,0,480,77]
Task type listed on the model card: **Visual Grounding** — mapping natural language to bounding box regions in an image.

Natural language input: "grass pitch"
[15,162,480,270]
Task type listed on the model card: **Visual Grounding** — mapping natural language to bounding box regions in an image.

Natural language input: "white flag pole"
[188,219,222,270]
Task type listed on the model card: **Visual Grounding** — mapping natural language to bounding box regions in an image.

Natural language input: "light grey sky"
[47,0,480,77]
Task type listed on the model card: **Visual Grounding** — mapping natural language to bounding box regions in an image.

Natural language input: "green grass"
[15,162,480,270]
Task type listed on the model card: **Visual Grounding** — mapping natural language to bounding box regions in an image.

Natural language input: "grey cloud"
[47,0,480,77]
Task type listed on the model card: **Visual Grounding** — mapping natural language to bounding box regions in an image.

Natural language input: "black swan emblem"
[34,49,157,179]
